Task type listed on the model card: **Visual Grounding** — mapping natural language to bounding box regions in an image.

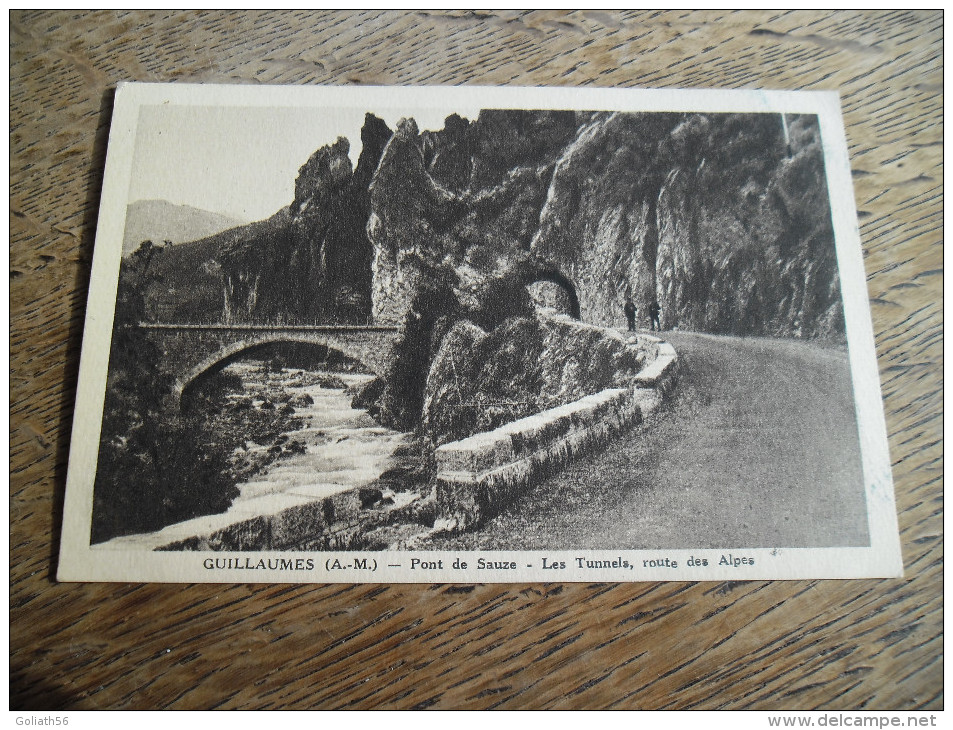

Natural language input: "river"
[223,362,411,510]
[101,361,410,550]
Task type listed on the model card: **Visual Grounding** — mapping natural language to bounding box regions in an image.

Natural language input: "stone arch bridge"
[139,323,401,406]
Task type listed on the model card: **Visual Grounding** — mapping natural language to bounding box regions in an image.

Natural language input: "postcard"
[57,83,902,582]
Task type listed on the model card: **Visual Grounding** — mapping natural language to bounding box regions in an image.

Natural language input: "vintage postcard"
[58,84,902,582]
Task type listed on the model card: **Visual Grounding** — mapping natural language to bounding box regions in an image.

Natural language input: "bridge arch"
[173,332,388,404]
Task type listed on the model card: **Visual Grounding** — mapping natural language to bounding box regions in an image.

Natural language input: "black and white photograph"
[58,84,901,582]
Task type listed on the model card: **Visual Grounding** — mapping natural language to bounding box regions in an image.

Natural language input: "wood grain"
[10,10,942,710]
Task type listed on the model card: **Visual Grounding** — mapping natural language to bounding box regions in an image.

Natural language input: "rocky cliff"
[140,114,393,324]
[368,110,583,324]
[140,108,841,338]
[530,112,842,338]
[366,108,842,338]
[215,115,394,324]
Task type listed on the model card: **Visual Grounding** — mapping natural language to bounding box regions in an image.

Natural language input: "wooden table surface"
[10,10,942,710]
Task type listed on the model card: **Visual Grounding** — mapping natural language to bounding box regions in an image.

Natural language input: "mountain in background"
[122,200,245,257]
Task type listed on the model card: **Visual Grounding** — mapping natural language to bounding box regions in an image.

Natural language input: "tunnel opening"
[518,266,582,320]
[527,281,578,319]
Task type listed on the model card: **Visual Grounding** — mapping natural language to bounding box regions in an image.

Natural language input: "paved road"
[427,331,871,550]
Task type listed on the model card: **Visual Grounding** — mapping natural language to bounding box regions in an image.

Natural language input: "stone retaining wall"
[157,484,426,552]
[633,337,677,395]
[434,333,678,531]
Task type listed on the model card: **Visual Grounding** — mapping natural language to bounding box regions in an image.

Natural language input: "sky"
[127,103,483,222]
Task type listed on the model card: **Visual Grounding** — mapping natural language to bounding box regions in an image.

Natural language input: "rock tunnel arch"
[174,333,384,407]
[516,261,582,320]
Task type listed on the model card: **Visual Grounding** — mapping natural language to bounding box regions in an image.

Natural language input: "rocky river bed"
[225,363,412,506]
[100,361,420,550]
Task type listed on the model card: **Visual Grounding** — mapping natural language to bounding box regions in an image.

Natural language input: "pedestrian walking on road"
[624,296,637,332]
[648,300,661,332]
